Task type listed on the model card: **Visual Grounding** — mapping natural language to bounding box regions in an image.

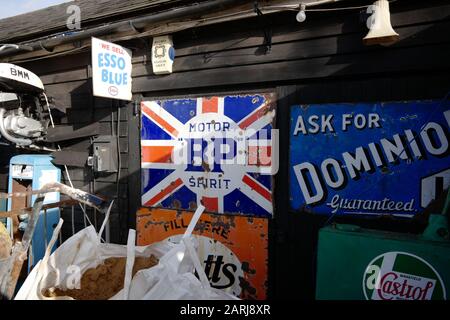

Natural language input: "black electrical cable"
[116,103,122,242]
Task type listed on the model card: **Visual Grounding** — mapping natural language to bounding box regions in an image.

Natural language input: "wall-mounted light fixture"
[296,3,306,23]
[363,0,399,45]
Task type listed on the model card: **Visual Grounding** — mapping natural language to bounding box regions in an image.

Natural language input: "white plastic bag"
[15,205,237,300]
[15,223,171,300]
[112,205,238,300]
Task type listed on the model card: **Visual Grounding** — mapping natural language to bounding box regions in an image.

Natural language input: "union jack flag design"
[141,93,276,217]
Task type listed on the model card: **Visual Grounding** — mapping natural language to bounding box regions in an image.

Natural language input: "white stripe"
[239,175,272,214]
[217,97,224,115]
[141,101,184,138]
[245,166,274,174]
[344,211,385,216]
[244,111,276,135]
[247,139,271,147]
[344,211,415,218]
[217,195,224,213]
[196,97,202,115]
[141,170,183,206]
[141,140,180,147]
[141,162,179,169]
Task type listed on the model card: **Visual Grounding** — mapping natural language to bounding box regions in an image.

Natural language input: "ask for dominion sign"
[289,100,450,217]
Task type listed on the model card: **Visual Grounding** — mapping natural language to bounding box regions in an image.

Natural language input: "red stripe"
[239,102,269,129]
[201,197,218,212]
[145,178,183,206]
[202,97,218,113]
[242,175,272,202]
[142,146,173,163]
[247,146,272,166]
[142,104,179,136]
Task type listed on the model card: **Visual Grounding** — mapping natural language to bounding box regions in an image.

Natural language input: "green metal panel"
[316,225,450,300]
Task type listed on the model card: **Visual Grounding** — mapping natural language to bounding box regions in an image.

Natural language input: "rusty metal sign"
[140,93,277,218]
[290,100,450,217]
[136,207,269,300]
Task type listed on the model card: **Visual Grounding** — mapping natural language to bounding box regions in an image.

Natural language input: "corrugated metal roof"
[0,0,178,43]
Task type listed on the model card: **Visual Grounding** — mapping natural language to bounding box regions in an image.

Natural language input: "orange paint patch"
[142,146,173,163]
[202,97,218,113]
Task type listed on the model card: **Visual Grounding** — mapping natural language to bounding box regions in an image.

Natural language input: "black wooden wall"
[0,0,449,299]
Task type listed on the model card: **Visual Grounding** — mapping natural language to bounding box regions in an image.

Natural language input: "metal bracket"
[39,41,54,53]
[129,20,144,34]
[254,1,272,54]
[133,99,141,116]
[73,40,83,48]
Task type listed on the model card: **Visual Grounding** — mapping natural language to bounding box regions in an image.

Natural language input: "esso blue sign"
[91,37,132,101]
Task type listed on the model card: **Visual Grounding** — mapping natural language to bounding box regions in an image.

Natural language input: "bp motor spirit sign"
[289,100,450,217]
[140,94,277,217]
[363,252,446,300]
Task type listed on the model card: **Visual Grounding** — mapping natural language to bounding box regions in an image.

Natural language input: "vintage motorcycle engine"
[0,63,49,147]
[0,63,99,164]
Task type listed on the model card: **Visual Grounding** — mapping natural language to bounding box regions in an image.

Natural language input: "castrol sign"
[140,94,277,217]
[363,252,446,300]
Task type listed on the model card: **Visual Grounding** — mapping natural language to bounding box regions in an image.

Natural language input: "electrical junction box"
[92,135,118,173]
[316,224,450,300]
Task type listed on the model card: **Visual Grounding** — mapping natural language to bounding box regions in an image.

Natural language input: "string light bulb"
[296,3,306,22]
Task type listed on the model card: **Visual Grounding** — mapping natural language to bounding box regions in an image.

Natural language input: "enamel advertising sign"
[140,94,277,217]
[136,207,269,300]
[363,252,446,300]
[290,100,450,217]
[91,37,132,101]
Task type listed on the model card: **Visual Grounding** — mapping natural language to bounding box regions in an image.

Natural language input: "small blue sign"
[290,100,450,217]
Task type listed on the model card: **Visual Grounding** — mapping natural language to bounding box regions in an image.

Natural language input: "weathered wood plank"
[62,167,129,182]
[131,21,450,77]
[41,68,89,85]
[126,100,141,230]
[36,17,450,86]
[132,43,450,92]
[18,2,450,81]
[57,136,128,153]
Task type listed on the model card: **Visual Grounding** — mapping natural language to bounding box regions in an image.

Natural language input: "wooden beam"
[132,43,450,92]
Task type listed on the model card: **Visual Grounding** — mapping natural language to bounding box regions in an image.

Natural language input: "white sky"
[0,0,72,20]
